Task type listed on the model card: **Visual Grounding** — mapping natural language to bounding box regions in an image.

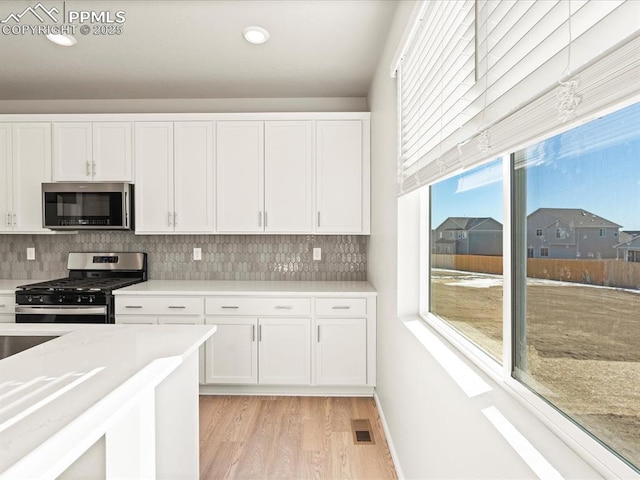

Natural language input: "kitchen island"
[0,323,215,479]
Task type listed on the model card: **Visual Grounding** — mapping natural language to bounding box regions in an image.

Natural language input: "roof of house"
[614,235,640,249]
[528,208,621,228]
[437,217,502,231]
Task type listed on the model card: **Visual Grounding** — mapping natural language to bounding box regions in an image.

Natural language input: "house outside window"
[600,228,607,237]
[539,247,549,257]
[536,229,543,237]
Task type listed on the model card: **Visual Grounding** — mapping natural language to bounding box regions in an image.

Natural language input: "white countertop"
[0,280,30,295]
[114,280,377,296]
[0,323,215,478]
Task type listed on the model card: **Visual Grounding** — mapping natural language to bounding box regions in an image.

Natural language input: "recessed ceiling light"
[242,26,269,45]
[46,33,77,47]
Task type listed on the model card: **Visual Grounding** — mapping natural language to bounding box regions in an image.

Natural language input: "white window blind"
[397,0,640,195]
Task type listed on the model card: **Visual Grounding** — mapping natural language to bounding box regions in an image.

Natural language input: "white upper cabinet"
[92,123,132,181]
[1,123,52,232]
[316,120,370,234]
[0,124,12,232]
[174,122,214,232]
[134,122,213,234]
[134,122,174,233]
[264,121,313,233]
[216,121,264,233]
[216,120,314,234]
[53,122,132,182]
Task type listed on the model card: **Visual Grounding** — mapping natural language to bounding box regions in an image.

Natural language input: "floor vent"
[351,418,375,445]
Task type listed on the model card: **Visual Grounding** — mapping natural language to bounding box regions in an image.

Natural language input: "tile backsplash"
[0,233,367,281]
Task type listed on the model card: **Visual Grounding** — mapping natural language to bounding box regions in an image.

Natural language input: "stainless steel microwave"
[42,182,133,230]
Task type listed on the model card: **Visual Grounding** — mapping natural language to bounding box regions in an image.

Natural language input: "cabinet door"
[92,122,132,181]
[174,122,214,232]
[264,121,313,233]
[134,122,174,233]
[216,121,264,232]
[204,317,258,384]
[0,125,12,231]
[52,123,92,181]
[315,318,367,385]
[158,316,206,384]
[316,120,365,233]
[12,123,51,232]
[258,318,311,385]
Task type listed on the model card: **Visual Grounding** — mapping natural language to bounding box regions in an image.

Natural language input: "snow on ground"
[433,268,640,294]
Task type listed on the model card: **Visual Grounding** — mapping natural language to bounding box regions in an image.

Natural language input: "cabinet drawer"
[315,298,367,317]
[116,296,204,315]
[0,297,15,314]
[206,297,311,316]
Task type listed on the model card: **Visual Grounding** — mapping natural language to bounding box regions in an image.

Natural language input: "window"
[430,158,503,362]
[513,102,640,470]
[400,0,640,472]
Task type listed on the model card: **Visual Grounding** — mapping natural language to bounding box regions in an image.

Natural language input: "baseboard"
[199,384,375,396]
[374,391,405,480]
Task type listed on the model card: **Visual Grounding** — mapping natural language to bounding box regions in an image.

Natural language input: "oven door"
[15,306,108,324]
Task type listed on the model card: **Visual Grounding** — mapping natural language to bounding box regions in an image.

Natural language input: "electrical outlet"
[313,247,322,261]
[27,247,36,261]
[193,247,202,261]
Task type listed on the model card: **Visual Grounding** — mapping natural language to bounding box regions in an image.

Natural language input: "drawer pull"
[317,325,321,342]
[125,305,143,309]
[275,305,293,310]
[332,306,351,310]
[221,306,239,309]
[0,304,5,308]
[252,325,256,342]
[168,305,186,309]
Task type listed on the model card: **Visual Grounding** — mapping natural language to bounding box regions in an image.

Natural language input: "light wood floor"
[199,396,398,480]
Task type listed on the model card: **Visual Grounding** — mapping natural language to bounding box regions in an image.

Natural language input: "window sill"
[400,314,639,479]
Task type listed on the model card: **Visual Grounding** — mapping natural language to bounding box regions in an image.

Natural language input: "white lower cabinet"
[0,295,15,323]
[315,318,366,385]
[258,318,311,385]
[204,317,258,384]
[204,315,311,386]
[114,296,206,382]
[116,291,376,391]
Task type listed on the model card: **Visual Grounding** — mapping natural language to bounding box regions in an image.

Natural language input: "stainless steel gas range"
[15,252,147,324]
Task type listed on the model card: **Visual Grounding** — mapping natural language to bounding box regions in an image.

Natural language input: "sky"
[431,102,640,231]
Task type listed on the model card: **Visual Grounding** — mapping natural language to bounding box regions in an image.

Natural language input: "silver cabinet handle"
[332,306,351,310]
[317,325,321,342]
[0,305,6,308]
[265,211,268,228]
[12,213,16,226]
[221,305,239,309]
[168,212,172,227]
[173,212,177,226]
[258,324,262,342]
[125,305,143,309]
[86,161,91,176]
[92,161,96,176]
[275,305,293,310]
[252,324,256,342]
[317,211,321,228]
[168,305,186,309]
[258,211,263,227]
[6,212,10,226]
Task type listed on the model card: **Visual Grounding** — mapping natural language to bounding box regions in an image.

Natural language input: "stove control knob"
[59,296,64,303]
[77,297,82,303]
[39,297,44,303]
[89,296,94,303]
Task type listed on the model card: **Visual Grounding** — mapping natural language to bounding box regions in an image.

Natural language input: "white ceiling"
[0,0,398,101]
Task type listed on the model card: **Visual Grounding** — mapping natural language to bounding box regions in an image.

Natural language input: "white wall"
[367,3,600,479]
[0,97,367,114]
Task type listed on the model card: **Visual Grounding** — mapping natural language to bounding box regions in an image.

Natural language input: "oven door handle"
[15,306,108,315]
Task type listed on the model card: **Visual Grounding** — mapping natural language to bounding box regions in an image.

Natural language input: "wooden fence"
[432,254,640,289]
